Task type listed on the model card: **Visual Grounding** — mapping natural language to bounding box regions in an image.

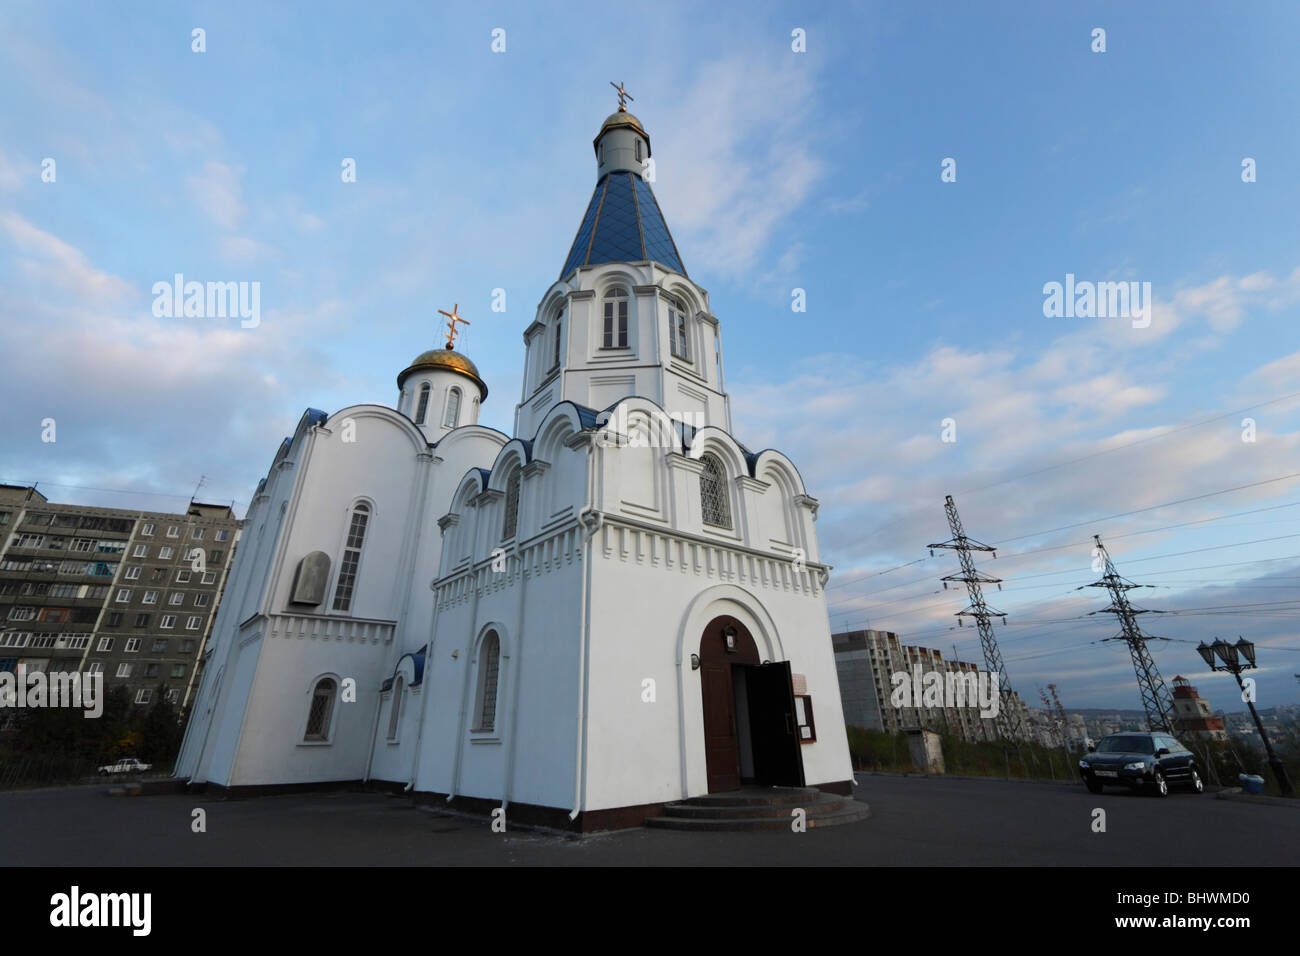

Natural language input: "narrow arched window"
[670,299,690,360]
[699,453,731,529]
[414,383,431,425]
[443,387,461,428]
[473,631,501,733]
[635,139,642,163]
[502,468,521,540]
[603,289,628,349]
[552,310,564,369]
[387,675,404,740]
[305,677,337,741]
[332,502,370,611]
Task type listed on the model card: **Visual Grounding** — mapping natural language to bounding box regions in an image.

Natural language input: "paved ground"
[2,772,1296,866]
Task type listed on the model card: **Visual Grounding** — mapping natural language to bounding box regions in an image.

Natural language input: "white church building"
[174,101,855,830]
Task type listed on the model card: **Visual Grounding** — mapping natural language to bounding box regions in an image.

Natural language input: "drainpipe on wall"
[501,483,537,811]
[407,488,450,792]
[571,428,603,821]
[370,451,433,788]
[446,485,487,804]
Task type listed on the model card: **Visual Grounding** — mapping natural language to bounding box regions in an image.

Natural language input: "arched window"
[414,383,431,425]
[386,675,404,740]
[332,502,370,612]
[473,631,501,733]
[603,288,629,349]
[699,453,731,529]
[502,467,521,540]
[635,139,642,163]
[443,387,461,429]
[670,299,690,360]
[304,677,337,741]
[552,309,564,369]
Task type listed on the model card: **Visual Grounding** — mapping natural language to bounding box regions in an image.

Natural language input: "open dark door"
[745,661,805,787]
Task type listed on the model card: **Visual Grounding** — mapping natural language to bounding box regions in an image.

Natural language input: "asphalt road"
[1,773,1295,866]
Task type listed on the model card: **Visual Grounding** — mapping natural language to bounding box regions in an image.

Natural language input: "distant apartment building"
[832,628,1033,744]
[0,485,241,710]
[1169,675,1228,742]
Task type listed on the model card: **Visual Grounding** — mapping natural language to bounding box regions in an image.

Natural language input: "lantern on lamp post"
[1196,637,1293,797]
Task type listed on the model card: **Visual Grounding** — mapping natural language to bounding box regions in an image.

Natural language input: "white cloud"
[187,160,246,230]
[0,211,134,300]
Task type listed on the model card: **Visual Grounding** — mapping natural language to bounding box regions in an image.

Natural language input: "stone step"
[648,800,871,832]
[662,793,852,820]
[675,786,819,808]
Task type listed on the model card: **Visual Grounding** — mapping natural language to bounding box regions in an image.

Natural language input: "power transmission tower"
[1047,683,1070,750]
[1082,535,1176,734]
[929,495,1026,750]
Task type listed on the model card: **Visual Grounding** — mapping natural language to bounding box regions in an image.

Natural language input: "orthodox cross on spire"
[610,80,633,112]
[437,303,470,349]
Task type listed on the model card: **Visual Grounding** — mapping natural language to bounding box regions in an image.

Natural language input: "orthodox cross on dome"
[610,80,633,112]
[437,303,470,349]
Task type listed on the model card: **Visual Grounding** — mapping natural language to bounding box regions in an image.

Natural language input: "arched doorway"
[698,615,804,793]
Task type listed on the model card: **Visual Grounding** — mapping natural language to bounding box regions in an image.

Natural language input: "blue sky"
[2,1,1299,710]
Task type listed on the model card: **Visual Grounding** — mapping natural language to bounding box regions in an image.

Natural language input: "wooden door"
[698,616,760,793]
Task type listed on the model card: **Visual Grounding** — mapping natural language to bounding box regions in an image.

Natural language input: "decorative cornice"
[522,459,551,478]
[737,475,770,492]
[570,289,596,300]
[666,452,706,474]
[437,513,460,534]
[472,488,504,507]
[794,494,820,518]
[564,431,594,450]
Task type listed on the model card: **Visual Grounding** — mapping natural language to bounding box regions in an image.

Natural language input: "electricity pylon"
[929,495,1026,749]
[1081,535,1176,734]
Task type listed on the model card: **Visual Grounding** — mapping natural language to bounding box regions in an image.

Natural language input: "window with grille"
[473,632,500,733]
[670,299,690,360]
[502,469,521,540]
[443,387,461,428]
[332,503,370,612]
[603,289,629,348]
[387,676,404,740]
[415,383,431,425]
[305,678,336,741]
[699,454,732,529]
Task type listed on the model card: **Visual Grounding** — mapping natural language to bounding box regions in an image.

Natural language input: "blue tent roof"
[560,172,686,279]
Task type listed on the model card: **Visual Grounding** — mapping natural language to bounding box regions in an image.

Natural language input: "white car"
[98,757,151,775]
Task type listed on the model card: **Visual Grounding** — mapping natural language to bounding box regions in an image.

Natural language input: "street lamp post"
[1197,637,1294,798]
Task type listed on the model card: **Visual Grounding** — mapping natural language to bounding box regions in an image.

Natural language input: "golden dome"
[598,109,645,136]
[593,110,650,157]
[397,348,488,399]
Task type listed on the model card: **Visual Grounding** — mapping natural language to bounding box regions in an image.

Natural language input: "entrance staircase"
[647,786,870,831]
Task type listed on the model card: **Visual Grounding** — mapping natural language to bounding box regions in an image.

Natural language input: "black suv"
[1078,732,1204,796]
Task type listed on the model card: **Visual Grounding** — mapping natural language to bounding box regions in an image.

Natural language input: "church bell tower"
[514,87,732,440]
